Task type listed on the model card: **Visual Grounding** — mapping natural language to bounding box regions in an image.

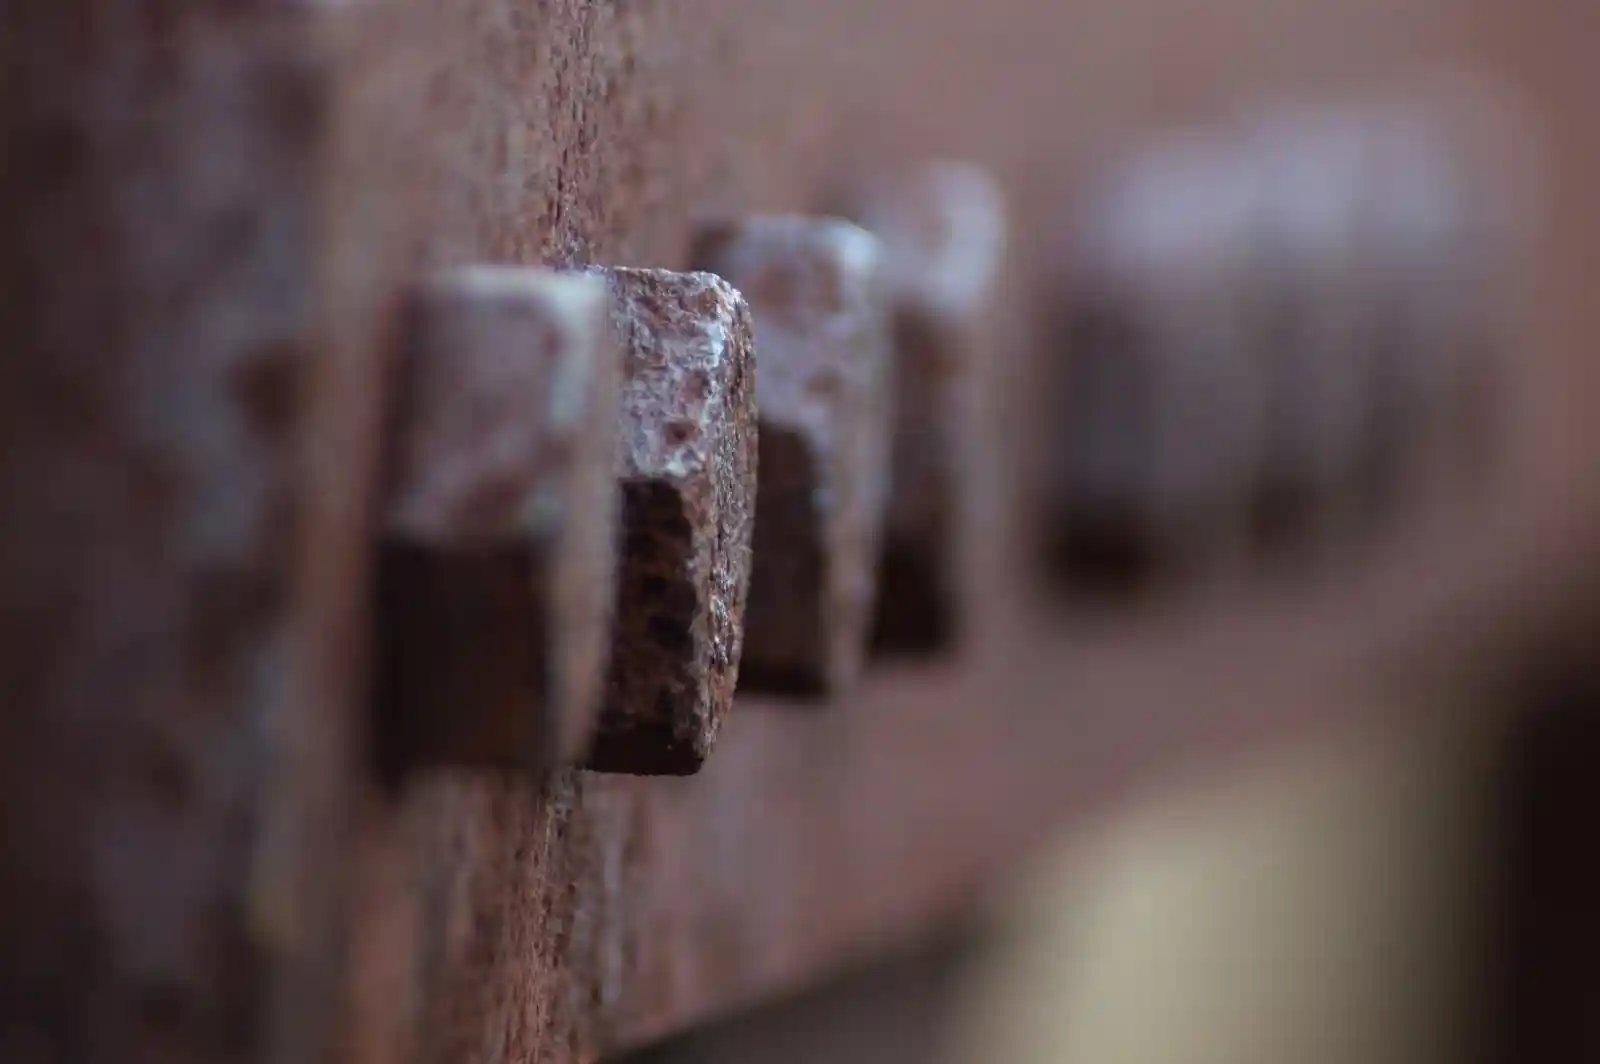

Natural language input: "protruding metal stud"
[375,267,618,779]
[1042,89,1534,589]
[1044,134,1266,586]
[1239,108,1378,546]
[829,162,1007,654]
[585,267,758,774]
[694,216,895,697]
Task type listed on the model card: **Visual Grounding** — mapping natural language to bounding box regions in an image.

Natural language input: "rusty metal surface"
[5,1,1600,1064]
[0,8,361,1064]
[0,0,724,1059]
[330,4,1600,1059]
[376,269,618,777]
[693,217,896,698]
[831,163,1007,655]
[588,267,758,776]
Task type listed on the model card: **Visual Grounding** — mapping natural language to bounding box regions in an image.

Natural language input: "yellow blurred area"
[951,721,1501,1064]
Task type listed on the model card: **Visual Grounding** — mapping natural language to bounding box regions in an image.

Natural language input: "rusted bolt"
[1045,134,1266,586]
[375,267,618,781]
[829,162,1007,654]
[1349,107,1475,513]
[1240,92,1531,542]
[693,216,894,697]
[1348,81,1542,508]
[1239,109,1377,547]
[1044,90,1539,589]
[584,267,757,775]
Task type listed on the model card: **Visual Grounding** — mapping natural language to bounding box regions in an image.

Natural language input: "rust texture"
[4,2,1594,1064]
[585,267,758,776]
[831,163,1007,653]
[0,0,744,1060]
[376,269,618,778]
[693,216,896,696]
[313,4,1600,1063]
[0,7,366,1064]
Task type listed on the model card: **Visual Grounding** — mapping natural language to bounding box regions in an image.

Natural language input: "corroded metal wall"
[4,1,1597,1063]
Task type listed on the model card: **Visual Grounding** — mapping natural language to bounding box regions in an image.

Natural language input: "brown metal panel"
[4,1,1596,1064]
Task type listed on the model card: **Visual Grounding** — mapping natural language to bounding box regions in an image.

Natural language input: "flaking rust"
[832,162,1007,653]
[694,215,895,697]
[585,267,758,775]
[376,267,619,778]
